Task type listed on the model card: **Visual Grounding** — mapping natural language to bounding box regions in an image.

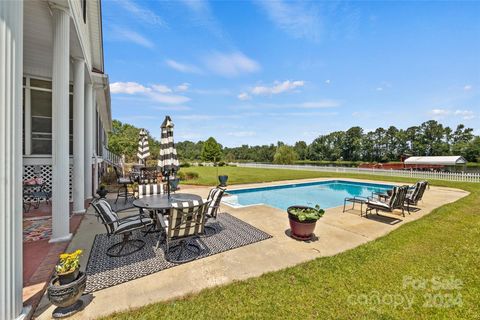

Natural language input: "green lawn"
[104,167,480,319]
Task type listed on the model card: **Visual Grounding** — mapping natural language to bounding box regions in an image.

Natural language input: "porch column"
[84,83,93,198]
[0,2,28,319]
[72,59,85,213]
[50,7,71,242]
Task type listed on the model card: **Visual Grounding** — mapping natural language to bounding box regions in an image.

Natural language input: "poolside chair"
[204,186,226,235]
[156,199,211,263]
[365,185,409,217]
[404,181,428,212]
[114,166,134,204]
[91,198,153,257]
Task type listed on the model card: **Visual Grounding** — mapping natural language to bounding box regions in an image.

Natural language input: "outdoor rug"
[85,213,272,292]
[23,217,52,242]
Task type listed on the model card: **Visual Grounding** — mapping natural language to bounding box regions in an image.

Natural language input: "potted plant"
[55,249,82,285]
[96,184,108,198]
[287,205,325,241]
[47,250,86,318]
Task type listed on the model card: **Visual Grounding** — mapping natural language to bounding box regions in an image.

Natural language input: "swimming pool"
[223,180,394,211]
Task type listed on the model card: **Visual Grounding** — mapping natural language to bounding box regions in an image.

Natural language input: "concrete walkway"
[34,178,468,319]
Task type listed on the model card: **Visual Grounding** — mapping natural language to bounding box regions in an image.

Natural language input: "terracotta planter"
[47,271,87,318]
[287,206,318,241]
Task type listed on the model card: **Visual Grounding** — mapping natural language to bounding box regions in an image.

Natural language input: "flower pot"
[287,206,318,241]
[57,268,80,285]
[96,188,108,198]
[218,175,228,187]
[47,271,87,318]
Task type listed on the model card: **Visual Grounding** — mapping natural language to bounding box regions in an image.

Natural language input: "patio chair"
[204,186,226,235]
[365,185,409,217]
[405,181,428,211]
[156,199,211,263]
[138,183,165,234]
[91,198,153,257]
[114,166,134,204]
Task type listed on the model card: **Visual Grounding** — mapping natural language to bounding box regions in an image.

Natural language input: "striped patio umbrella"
[158,116,179,197]
[137,129,150,165]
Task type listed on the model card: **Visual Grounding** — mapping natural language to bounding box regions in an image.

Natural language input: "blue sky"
[103,0,480,147]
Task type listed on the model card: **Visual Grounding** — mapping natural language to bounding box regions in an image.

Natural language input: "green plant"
[99,183,106,190]
[55,249,82,274]
[289,205,325,221]
[180,162,191,168]
[178,171,199,180]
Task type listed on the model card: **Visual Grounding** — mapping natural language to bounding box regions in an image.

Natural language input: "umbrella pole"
[167,172,171,199]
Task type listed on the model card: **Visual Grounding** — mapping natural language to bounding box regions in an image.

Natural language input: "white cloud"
[299,100,340,108]
[165,59,202,74]
[151,84,172,93]
[376,87,383,91]
[429,108,475,120]
[325,79,331,84]
[454,110,475,120]
[464,85,472,91]
[430,108,450,117]
[148,92,190,104]
[110,81,190,104]
[237,92,251,101]
[175,83,190,92]
[257,0,321,41]
[117,0,165,26]
[227,131,256,137]
[110,82,151,94]
[179,0,224,38]
[251,80,305,96]
[111,26,154,48]
[203,51,260,77]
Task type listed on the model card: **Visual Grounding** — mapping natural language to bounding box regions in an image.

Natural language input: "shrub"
[178,171,199,180]
[180,162,191,168]
[218,161,226,167]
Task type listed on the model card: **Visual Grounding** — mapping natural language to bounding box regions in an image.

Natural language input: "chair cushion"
[366,199,390,209]
[138,184,164,198]
[116,217,153,234]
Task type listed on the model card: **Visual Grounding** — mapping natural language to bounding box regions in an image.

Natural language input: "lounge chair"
[91,198,153,257]
[406,181,428,206]
[156,199,210,263]
[204,186,226,234]
[366,185,409,217]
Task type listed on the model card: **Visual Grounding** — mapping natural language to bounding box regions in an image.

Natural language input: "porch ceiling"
[23,0,84,80]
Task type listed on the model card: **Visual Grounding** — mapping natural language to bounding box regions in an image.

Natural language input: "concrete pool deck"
[34,177,469,319]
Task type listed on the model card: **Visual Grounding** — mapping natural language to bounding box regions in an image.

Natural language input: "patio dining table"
[133,193,203,236]
[132,193,202,212]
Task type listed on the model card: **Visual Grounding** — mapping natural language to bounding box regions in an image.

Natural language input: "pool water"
[224,180,393,211]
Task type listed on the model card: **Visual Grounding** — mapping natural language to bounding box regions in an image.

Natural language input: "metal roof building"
[404,156,467,166]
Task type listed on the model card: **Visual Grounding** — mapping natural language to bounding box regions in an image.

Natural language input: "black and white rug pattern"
[85,213,272,293]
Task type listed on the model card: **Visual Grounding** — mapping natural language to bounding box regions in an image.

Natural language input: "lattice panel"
[23,165,73,201]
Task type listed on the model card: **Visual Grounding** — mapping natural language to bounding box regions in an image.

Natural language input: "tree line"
[108,120,480,164]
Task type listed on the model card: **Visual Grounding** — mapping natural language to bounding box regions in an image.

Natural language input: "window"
[24,77,73,155]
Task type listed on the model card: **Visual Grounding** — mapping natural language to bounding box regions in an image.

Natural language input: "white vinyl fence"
[234,163,480,183]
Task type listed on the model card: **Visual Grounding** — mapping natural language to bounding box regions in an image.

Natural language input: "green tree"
[201,137,223,162]
[294,141,308,160]
[108,120,159,162]
[273,145,298,164]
